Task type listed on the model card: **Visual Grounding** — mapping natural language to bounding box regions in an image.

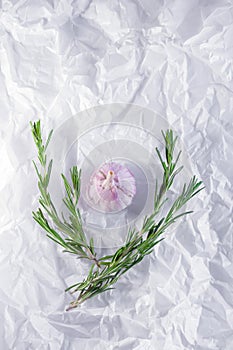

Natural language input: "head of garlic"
[87,161,136,212]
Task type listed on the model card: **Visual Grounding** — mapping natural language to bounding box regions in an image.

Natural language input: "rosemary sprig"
[30,120,99,266]
[65,130,204,310]
[30,121,204,311]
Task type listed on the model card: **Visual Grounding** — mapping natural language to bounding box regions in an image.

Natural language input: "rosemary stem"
[65,130,204,310]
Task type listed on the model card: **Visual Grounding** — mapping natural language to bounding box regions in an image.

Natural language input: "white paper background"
[0,1,233,349]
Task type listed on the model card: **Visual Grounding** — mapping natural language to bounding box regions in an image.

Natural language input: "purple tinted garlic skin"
[87,162,136,212]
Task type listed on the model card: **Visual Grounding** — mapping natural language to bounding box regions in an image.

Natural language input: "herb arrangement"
[31,120,204,311]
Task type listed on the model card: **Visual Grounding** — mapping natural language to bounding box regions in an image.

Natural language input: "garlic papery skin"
[87,162,136,212]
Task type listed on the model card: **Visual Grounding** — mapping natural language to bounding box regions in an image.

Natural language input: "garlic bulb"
[87,162,136,212]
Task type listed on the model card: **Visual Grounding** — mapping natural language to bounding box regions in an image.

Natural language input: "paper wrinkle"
[0,0,233,349]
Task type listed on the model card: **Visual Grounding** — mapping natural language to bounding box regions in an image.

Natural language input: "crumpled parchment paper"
[0,1,233,349]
